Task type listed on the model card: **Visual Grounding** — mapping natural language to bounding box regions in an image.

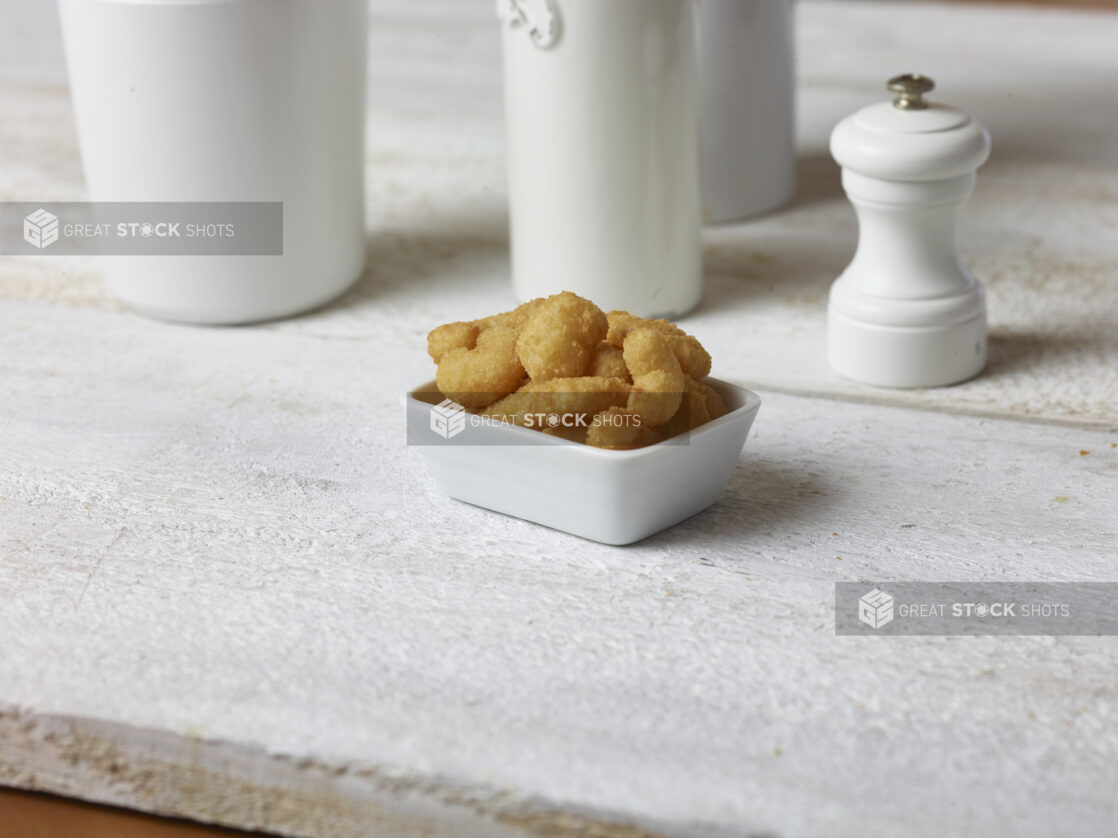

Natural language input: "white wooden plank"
[2,1,1117,835]
[2,299,1116,837]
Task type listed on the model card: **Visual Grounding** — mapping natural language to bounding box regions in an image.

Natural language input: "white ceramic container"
[405,377,761,545]
[695,0,796,223]
[58,0,368,324]
[499,0,703,319]
[828,75,991,388]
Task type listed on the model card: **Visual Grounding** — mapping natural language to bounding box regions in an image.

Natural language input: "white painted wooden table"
[2,2,1117,837]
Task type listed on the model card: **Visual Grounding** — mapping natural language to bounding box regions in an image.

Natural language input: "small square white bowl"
[404,378,761,545]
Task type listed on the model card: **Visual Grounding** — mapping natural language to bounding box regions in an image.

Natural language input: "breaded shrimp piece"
[427,321,479,364]
[482,376,630,426]
[657,375,713,440]
[606,310,712,379]
[474,298,542,332]
[622,329,685,427]
[587,341,631,382]
[428,299,542,365]
[606,310,686,343]
[586,407,662,450]
[699,379,727,420]
[516,292,608,381]
[436,326,524,410]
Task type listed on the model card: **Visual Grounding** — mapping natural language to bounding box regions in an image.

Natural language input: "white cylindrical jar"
[694,0,796,223]
[499,0,703,318]
[58,0,367,325]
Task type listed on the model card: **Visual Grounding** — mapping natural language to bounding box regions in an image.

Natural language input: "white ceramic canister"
[694,0,796,223]
[57,0,367,325]
[499,0,703,318]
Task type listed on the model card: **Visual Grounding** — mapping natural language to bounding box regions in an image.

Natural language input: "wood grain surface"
[1,1,1116,837]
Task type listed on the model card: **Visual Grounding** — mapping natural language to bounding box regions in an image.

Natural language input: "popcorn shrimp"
[586,407,661,450]
[482,376,630,426]
[623,329,685,427]
[516,292,608,381]
[427,321,479,364]
[435,326,524,410]
[587,341,630,382]
[426,292,724,450]
[606,310,712,379]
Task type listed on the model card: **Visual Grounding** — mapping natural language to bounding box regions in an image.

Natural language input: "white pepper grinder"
[828,74,992,388]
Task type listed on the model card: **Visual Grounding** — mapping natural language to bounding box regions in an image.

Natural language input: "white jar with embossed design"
[498,0,703,318]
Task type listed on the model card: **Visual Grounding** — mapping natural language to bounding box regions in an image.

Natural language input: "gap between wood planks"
[743,381,1118,435]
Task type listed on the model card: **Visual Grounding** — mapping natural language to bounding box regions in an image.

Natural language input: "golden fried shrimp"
[427,321,479,364]
[670,337,712,380]
[427,294,721,450]
[482,376,630,426]
[474,298,542,332]
[700,379,727,420]
[606,310,712,379]
[428,300,542,365]
[658,375,714,440]
[435,326,524,410]
[606,310,685,343]
[587,341,631,382]
[516,292,608,381]
[586,407,661,450]
[622,329,685,427]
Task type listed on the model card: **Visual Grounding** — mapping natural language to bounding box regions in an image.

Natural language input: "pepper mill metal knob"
[827,75,992,387]
[888,73,934,110]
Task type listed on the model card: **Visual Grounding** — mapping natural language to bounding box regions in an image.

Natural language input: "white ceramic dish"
[404,378,761,545]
